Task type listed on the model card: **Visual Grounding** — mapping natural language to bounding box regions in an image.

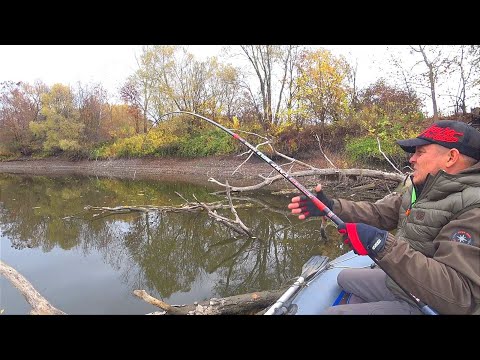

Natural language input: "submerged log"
[134,288,285,315]
[0,260,66,315]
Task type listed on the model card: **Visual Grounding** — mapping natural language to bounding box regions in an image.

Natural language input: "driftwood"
[209,168,405,193]
[0,260,66,315]
[133,288,285,315]
[209,133,407,193]
[188,181,254,237]
[0,259,282,315]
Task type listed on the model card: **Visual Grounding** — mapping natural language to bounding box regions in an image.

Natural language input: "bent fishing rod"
[158,111,344,228]
[158,111,438,315]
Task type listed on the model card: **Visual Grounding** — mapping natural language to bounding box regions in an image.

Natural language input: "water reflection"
[0,173,347,314]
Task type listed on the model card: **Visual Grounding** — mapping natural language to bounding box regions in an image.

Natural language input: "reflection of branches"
[231,196,292,218]
[192,181,253,237]
[74,200,254,219]
[206,237,255,273]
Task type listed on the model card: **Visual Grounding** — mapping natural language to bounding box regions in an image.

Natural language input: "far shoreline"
[0,156,320,188]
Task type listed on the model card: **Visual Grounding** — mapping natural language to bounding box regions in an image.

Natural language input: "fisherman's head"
[397,120,480,185]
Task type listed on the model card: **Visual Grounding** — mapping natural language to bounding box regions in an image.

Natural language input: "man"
[288,120,480,314]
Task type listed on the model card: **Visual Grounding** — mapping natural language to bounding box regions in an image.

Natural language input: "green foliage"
[177,129,235,157]
[344,108,426,166]
[345,136,400,164]
[0,145,19,160]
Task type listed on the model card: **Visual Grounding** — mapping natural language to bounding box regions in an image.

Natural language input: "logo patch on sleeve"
[450,230,473,245]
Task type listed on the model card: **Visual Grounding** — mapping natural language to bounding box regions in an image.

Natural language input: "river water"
[0,173,372,315]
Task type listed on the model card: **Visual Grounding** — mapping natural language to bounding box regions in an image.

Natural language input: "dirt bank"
[0,155,331,187]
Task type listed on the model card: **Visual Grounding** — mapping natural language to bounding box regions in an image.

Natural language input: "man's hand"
[339,223,388,256]
[288,184,334,220]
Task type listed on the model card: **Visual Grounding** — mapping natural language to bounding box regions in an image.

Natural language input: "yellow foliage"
[295,48,350,124]
[232,116,240,129]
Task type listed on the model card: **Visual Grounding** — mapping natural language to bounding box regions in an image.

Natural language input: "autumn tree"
[75,82,110,144]
[0,81,43,155]
[276,45,302,124]
[201,59,244,120]
[358,79,423,116]
[104,104,141,139]
[123,45,249,132]
[29,84,84,155]
[119,78,144,134]
[469,45,480,86]
[295,48,351,133]
[408,45,456,120]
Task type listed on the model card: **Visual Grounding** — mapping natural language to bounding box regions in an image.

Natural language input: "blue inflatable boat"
[265,250,374,315]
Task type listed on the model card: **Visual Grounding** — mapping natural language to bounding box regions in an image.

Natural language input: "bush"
[177,129,236,157]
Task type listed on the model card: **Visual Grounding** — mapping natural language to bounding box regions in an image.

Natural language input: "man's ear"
[445,148,461,168]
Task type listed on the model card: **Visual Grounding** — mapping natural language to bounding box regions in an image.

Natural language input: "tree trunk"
[134,289,285,315]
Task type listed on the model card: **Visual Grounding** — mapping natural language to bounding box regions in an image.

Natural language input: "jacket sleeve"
[377,207,480,315]
[333,193,402,231]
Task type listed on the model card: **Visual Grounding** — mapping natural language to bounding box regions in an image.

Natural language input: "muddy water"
[0,173,393,314]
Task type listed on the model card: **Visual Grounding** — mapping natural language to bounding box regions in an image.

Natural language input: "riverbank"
[0,155,334,186]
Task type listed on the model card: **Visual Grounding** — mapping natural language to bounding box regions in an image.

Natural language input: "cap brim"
[396,138,432,153]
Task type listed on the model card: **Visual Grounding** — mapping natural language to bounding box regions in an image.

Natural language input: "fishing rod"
[158,111,438,315]
[158,111,344,228]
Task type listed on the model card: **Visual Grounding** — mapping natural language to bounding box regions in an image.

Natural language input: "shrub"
[177,129,235,157]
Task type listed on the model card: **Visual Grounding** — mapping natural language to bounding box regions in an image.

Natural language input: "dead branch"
[315,133,337,168]
[224,181,253,236]
[193,191,253,237]
[133,288,285,315]
[0,260,66,315]
[209,168,405,193]
[67,201,249,220]
[133,290,185,315]
[376,137,403,174]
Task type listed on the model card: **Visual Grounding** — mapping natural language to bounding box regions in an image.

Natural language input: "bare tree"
[451,45,475,115]
[239,45,304,129]
[408,45,454,120]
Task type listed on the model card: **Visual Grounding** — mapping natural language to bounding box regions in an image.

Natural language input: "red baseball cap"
[397,120,480,160]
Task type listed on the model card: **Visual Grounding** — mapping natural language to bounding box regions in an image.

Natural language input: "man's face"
[409,144,450,185]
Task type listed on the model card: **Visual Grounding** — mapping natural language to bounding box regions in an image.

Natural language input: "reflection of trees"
[0,173,348,304]
[205,208,345,298]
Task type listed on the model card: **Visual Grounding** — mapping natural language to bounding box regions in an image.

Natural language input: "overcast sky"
[0,45,391,93]
[1,45,468,115]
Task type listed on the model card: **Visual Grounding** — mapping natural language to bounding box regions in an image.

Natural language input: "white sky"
[0,45,391,94]
[0,45,471,114]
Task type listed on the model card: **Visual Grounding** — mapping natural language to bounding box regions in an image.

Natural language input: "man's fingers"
[315,184,322,192]
[288,202,300,209]
[290,208,302,214]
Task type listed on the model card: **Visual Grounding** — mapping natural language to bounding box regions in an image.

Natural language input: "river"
[1,172,356,314]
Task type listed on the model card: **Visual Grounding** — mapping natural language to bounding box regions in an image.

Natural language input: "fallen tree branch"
[193,192,253,237]
[0,260,66,315]
[133,288,285,315]
[209,168,405,192]
[67,201,252,220]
